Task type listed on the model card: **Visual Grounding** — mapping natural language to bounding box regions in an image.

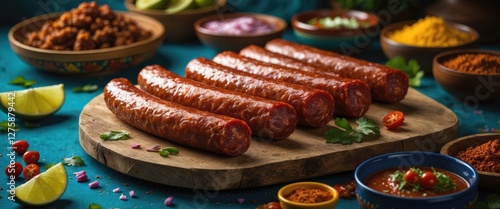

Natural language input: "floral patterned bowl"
[8,11,164,76]
[354,151,478,209]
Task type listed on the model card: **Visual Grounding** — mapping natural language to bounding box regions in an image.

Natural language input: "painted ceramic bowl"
[194,12,287,52]
[278,182,339,209]
[291,9,380,53]
[355,151,478,209]
[380,20,479,75]
[441,133,500,192]
[8,11,164,76]
[125,0,226,42]
[433,49,500,103]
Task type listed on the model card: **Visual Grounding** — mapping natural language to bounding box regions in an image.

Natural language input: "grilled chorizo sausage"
[103,78,251,156]
[185,57,335,128]
[214,51,371,118]
[137,65,297,140]
[265,39,409,103]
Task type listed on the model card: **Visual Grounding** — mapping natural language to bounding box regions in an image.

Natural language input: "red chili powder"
[456,139,500,173]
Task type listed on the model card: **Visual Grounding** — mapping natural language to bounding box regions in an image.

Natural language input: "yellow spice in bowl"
[388,16,474,47]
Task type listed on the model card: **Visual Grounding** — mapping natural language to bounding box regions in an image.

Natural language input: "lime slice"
[0,84,65,121]
[136,0,169,10]
[165,0,196,14]
[14,162,68,207]
[194,0,214,8]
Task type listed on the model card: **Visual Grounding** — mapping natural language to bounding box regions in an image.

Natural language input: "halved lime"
[136,0,169,10]
[0,84,65,121]
[14,162,68,207]
[165,0,196,14]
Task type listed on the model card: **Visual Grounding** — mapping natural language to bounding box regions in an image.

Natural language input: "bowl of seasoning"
[291,9,379,52]
[355,151,478,209]
[277,181,339,209]
[8,1,164,76]
[441,133,500,192]
[194,12,287,52]
[433,49,500,103]
[125,0,226,42]
[380,16,479,74]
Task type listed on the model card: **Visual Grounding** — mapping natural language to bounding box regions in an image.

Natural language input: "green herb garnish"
[386,56,424,87]
[89,203,103,209]
[44,162,56,170]
[62,156,85,166]
[159,147,180,157]
[0,120,19,132]
[9,75,37,88]
[100,130,130,141]
[325,117,380,144]
[73,84,98,93]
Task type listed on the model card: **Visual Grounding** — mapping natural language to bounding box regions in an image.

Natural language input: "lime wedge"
[195,0,215,8]
[0,84,65,121]
[14,162,68,207]
[136,0,169,10]
[165,0,196,14]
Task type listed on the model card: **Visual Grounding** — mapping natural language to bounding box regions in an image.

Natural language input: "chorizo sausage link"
[265,38,409,103]
[103,78,251,156]
[185,57,335,128]
[137,65,297,140]
[214,51,371,118]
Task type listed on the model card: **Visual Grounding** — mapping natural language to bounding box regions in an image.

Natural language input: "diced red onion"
[236,198,245,204]
[131,144,141,149]
[129,190,135,197]
[73,170,86,176]
[89,180,99,189]
[119,193,127,200]
[203,16,275,36]
[146,145,161,152]
[76,174,88,182]
[113,187,120,193]
[164,196,174,207]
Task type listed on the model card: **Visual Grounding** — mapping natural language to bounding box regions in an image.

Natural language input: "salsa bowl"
[291,9,380,52]
[355,151,478,209]
[441,133,500,192]
[8,11,164,76]
[194,12,287,52]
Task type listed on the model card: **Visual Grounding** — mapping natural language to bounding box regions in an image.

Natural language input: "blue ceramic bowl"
[354,151,478,209]
[291,9,380,53]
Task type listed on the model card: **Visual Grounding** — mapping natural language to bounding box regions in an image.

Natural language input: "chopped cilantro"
[62,156,85,166]
[100,130,130,141]
[88,203,103,209]
[9,75,37,88]
[325,117,380,145]
[44,162,55,170]
[73,84,98,93]
[0,120,19,132]
[386,56,424,87]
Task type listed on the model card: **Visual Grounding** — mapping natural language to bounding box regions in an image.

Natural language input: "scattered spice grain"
[388,16,474,47]
[456,139,500,173]
[443,53,500,74]
[285,187,333,203]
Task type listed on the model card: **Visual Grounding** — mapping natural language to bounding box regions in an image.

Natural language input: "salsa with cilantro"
[364,166,468,197]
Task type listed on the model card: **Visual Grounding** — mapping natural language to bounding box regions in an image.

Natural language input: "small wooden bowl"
[433,49,500,103]
[194,12,287,52]
[380,20,479,75]
[278,182,339,209]
[441,133,500,192]
[8,11,164,76]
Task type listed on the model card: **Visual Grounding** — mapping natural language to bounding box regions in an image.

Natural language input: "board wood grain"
[79,88,458,190]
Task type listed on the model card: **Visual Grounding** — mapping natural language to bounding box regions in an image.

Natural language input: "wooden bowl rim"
[433,49,500,76]
[440,133,500,177]
[8,11,165,62]
[277,181,339,207]
[194,12,287,38]
[381,20,479,49]
[124,0,227,16]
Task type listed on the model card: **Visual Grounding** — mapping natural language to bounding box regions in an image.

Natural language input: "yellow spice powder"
[388,16,474,47]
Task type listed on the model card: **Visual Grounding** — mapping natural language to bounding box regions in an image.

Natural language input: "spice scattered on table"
[442,53,500,74]
[456,139,500,173]
[388,16,474,47]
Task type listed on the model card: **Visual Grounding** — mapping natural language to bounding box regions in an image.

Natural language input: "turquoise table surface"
[1,1,500,209]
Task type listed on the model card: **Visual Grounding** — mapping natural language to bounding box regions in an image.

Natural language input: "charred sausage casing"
[264,39,409,103]
[218,50,371,118]
[103,78,251,156]
[185,57,335,129]
[137,65,297,141]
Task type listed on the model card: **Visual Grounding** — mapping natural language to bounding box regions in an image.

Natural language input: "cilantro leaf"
[0,120,20,132]
[9,75,37,88]
[325,117,380,145]
[100,130,130,141]
[62,156,85,166]
[386,56,423,87]
[44,162,55,170]
[73,84,98,93]
[89,203,103,209]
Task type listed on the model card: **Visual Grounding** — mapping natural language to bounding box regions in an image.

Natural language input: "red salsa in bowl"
[364,166,469,198]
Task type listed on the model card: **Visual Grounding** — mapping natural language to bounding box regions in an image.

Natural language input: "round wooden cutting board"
[79,88,458,190]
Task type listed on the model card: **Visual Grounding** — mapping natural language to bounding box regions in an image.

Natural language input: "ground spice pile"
[443,53,500,74]
[285,187,333,203]
[388,16,474,47]
[456,139,500,173]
